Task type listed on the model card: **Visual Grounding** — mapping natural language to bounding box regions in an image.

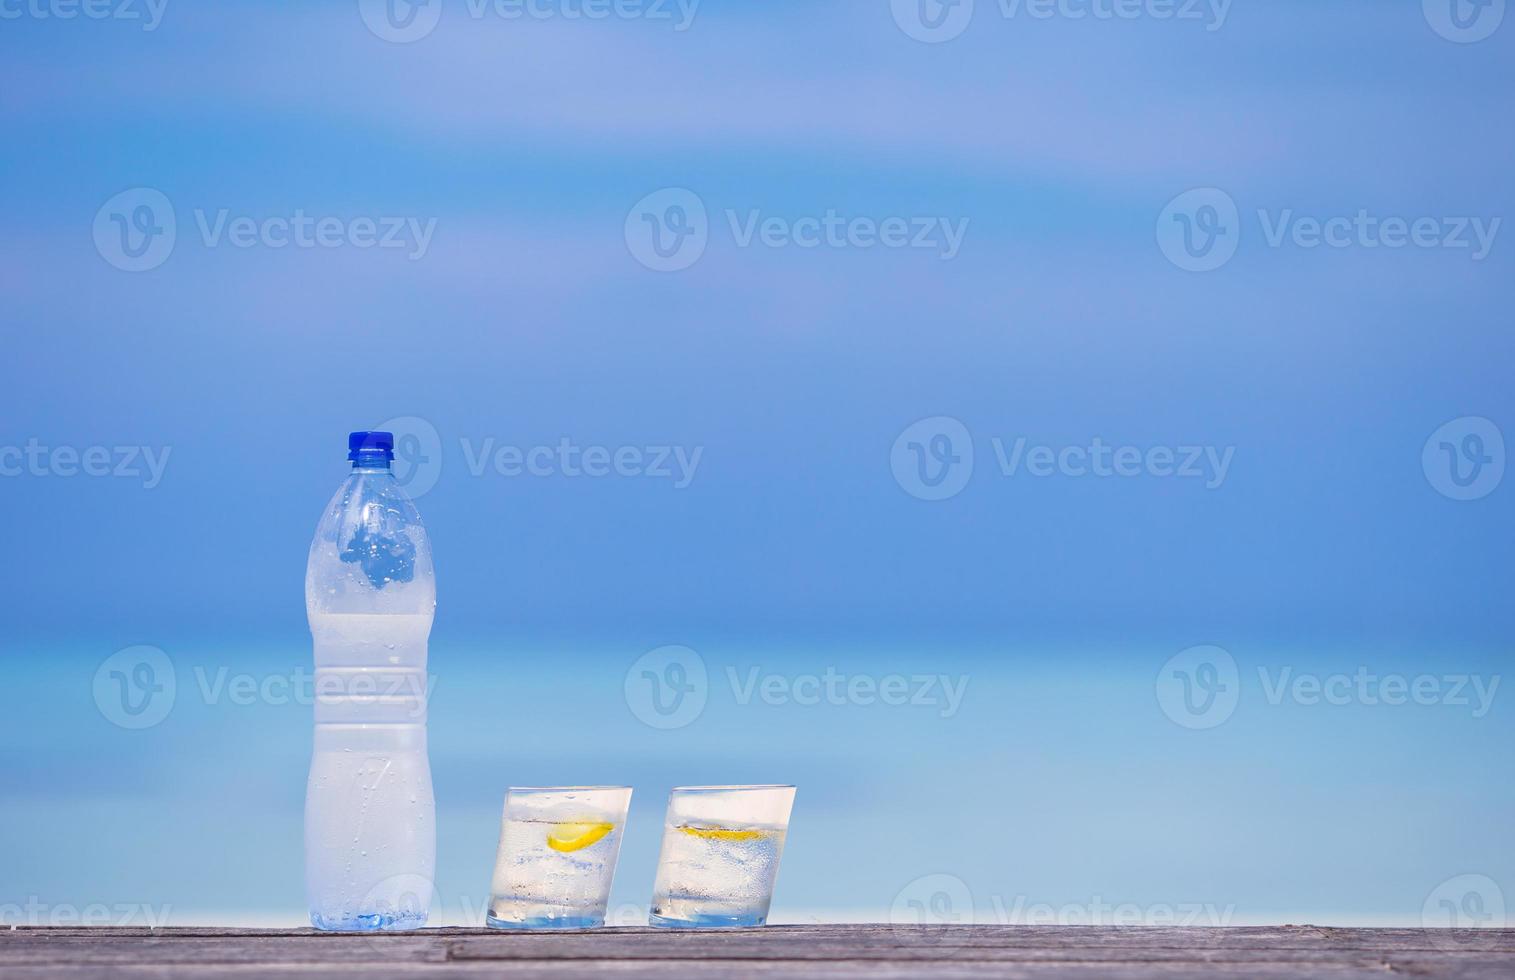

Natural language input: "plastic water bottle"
[304,431,436,931]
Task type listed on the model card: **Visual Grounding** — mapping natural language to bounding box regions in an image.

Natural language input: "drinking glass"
[486,786,632,929]
[649,784,795,928]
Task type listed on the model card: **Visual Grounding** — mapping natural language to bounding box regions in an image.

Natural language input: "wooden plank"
[3,926,1512,978]
[5,962,1515,980]
[8,925,1514,953]
[11,924,1515,948]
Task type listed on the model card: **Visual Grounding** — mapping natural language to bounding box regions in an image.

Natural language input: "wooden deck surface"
[4,925,1513,978]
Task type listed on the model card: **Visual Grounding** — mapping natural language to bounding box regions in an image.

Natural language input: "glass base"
[310,910,428,932]
[648,911,767,929]
[487,912,604,930]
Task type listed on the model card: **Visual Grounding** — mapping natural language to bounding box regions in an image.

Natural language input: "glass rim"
[506,785,633,793]
[670,784,795,793]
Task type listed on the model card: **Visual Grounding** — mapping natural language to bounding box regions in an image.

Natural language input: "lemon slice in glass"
[547,821,614,853]
[679,825,766,842]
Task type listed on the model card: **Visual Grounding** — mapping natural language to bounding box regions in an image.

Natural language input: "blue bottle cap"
[348,431,395,461]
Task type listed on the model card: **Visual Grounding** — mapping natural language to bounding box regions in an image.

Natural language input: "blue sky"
[2,0,1512,926]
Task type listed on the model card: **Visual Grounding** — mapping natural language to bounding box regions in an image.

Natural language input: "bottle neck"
[350,452,393,472]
